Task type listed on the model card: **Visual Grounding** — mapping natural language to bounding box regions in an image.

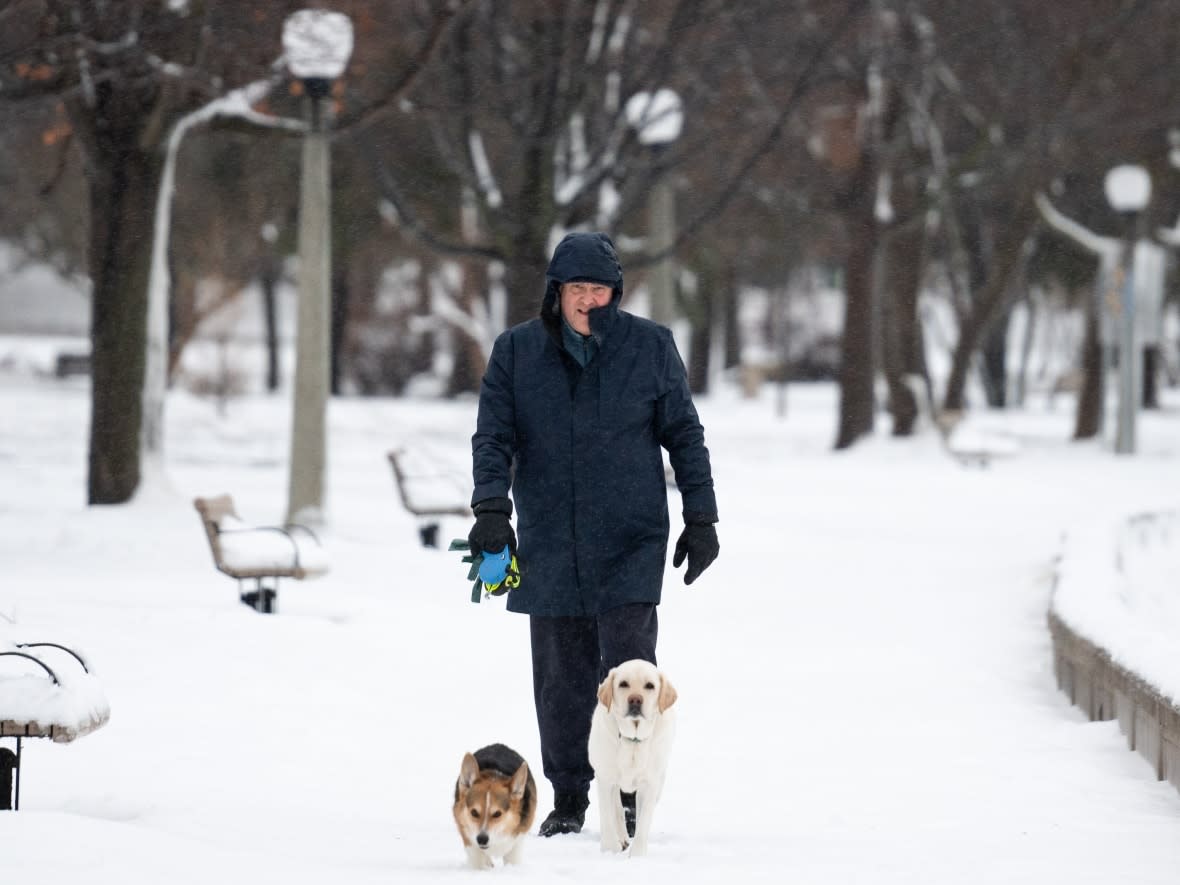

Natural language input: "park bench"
[386,445,472,548]
[936,410,1021,468]
[193,495,330,613]
[0,640,110,811]
[53,352,91,378]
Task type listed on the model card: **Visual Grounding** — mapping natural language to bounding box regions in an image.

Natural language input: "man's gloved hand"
[672,520,719,585]
[468,497,517,556]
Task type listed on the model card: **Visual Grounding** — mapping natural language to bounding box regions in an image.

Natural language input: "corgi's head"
[453,750,536,862]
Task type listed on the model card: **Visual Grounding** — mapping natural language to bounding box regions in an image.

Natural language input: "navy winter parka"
[471,232,717,616]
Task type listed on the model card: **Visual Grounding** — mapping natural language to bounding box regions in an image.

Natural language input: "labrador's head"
[597,658,677,738]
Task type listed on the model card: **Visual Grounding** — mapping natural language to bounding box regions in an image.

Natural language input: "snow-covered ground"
[2,347,1180,883]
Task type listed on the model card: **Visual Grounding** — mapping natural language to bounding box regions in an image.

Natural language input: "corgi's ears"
[657,673,678,713]
[458,752,480,789]
[597,670,615,710]
[510,761,530,798]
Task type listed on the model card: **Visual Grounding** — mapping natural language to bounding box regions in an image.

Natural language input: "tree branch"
[624,0,872,269]
[335,0,476,137]
[362,132,505,263]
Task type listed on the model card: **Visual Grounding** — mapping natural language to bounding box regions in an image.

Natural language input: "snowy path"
[2,376,1179,883]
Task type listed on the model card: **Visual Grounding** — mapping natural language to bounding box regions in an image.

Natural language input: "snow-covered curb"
[1049,510,1180,794]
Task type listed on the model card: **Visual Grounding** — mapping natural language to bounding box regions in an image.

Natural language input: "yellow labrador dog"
[588,658,677,856]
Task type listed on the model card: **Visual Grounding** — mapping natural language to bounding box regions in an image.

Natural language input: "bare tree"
[0,0,460,503]
[921,0,1176,419]
[365,0,870,395]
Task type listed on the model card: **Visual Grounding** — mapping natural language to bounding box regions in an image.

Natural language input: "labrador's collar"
[618,722,647,743]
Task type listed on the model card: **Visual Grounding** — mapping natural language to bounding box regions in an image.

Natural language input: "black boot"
[539,790,589,836]
[620,790,636,838]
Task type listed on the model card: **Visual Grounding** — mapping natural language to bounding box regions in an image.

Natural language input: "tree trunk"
[1073,291,1103,440]
[166,261,191,382]
[503,143,554,329]
[447,257,488,397]
[261,256,281,392]
[330,263,350,396]
[86,145,161,504]
[834,160,878,450]
[1011,289,1037,408]
[684,248,727,395]
[980,315,1009,408]
[980,220,1029,410]
[880,220,924,436]
[1142,346,1159,409]
[409,255,437,382]
[942,193,1038,413]
[723,275,741,372]
[686,268,718,395]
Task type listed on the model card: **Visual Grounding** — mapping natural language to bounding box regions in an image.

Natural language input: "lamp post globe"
[1103,164,1151,214]
[283,10,354,79]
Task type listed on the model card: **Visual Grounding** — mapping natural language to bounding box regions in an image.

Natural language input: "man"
[468,231,719,836]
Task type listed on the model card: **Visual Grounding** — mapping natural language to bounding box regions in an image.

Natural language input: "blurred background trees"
[1,0,1178,494]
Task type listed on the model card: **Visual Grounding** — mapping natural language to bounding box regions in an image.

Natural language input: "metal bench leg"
[1,739,19,811]
[239,578,278,613]
[419,521,440,548]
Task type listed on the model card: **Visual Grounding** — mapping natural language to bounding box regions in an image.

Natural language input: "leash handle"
[450,539,520,603]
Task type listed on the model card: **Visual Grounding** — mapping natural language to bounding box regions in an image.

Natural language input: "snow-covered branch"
[1157,218,1180,248]
[142,74,301,462]
[1034,192,1118,259]
[467,131,503,209]
[413,284,494,362]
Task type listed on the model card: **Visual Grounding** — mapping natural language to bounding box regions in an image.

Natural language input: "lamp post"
[626,89,683,327]
[282,10,353,525]
[1103,164,1151,455]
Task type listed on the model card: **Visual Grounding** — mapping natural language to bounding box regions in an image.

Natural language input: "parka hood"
[541,232,624,340]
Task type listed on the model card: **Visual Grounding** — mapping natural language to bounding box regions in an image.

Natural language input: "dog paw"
[465,847,494,869]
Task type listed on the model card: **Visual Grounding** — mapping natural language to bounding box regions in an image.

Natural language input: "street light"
[626,89,683,327]
[282,10,353,525]
[1103,164,1151,455]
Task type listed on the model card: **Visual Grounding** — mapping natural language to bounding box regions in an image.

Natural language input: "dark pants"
[529,603,658,795]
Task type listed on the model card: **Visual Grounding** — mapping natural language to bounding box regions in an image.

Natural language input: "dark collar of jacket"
[560,317,599,367]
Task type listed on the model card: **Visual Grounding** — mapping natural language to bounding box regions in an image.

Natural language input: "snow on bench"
[387,445,472,548]
[937,411,1021,468]
[0,640,110,810]
[194,495,330,614]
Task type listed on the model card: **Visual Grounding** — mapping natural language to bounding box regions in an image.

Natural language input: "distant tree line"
[0,0,1177,503]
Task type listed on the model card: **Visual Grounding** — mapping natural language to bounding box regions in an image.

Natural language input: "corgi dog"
[453,743,537,869]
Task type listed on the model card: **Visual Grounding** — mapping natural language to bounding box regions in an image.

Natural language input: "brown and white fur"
[588,659,677,856]
[453,743,537,869]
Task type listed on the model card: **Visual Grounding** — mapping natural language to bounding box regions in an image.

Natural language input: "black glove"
[468,497,517,556]
[672,521,718,585]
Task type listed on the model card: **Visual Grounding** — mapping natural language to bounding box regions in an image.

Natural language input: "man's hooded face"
[559,281,613,335]
[544,232,623,333]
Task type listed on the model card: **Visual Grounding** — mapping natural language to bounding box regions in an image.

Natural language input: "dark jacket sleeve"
[471,331,517,506]
[653,329,718,523]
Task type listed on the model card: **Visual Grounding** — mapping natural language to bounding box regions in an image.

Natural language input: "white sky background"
[1,336,1180,882]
